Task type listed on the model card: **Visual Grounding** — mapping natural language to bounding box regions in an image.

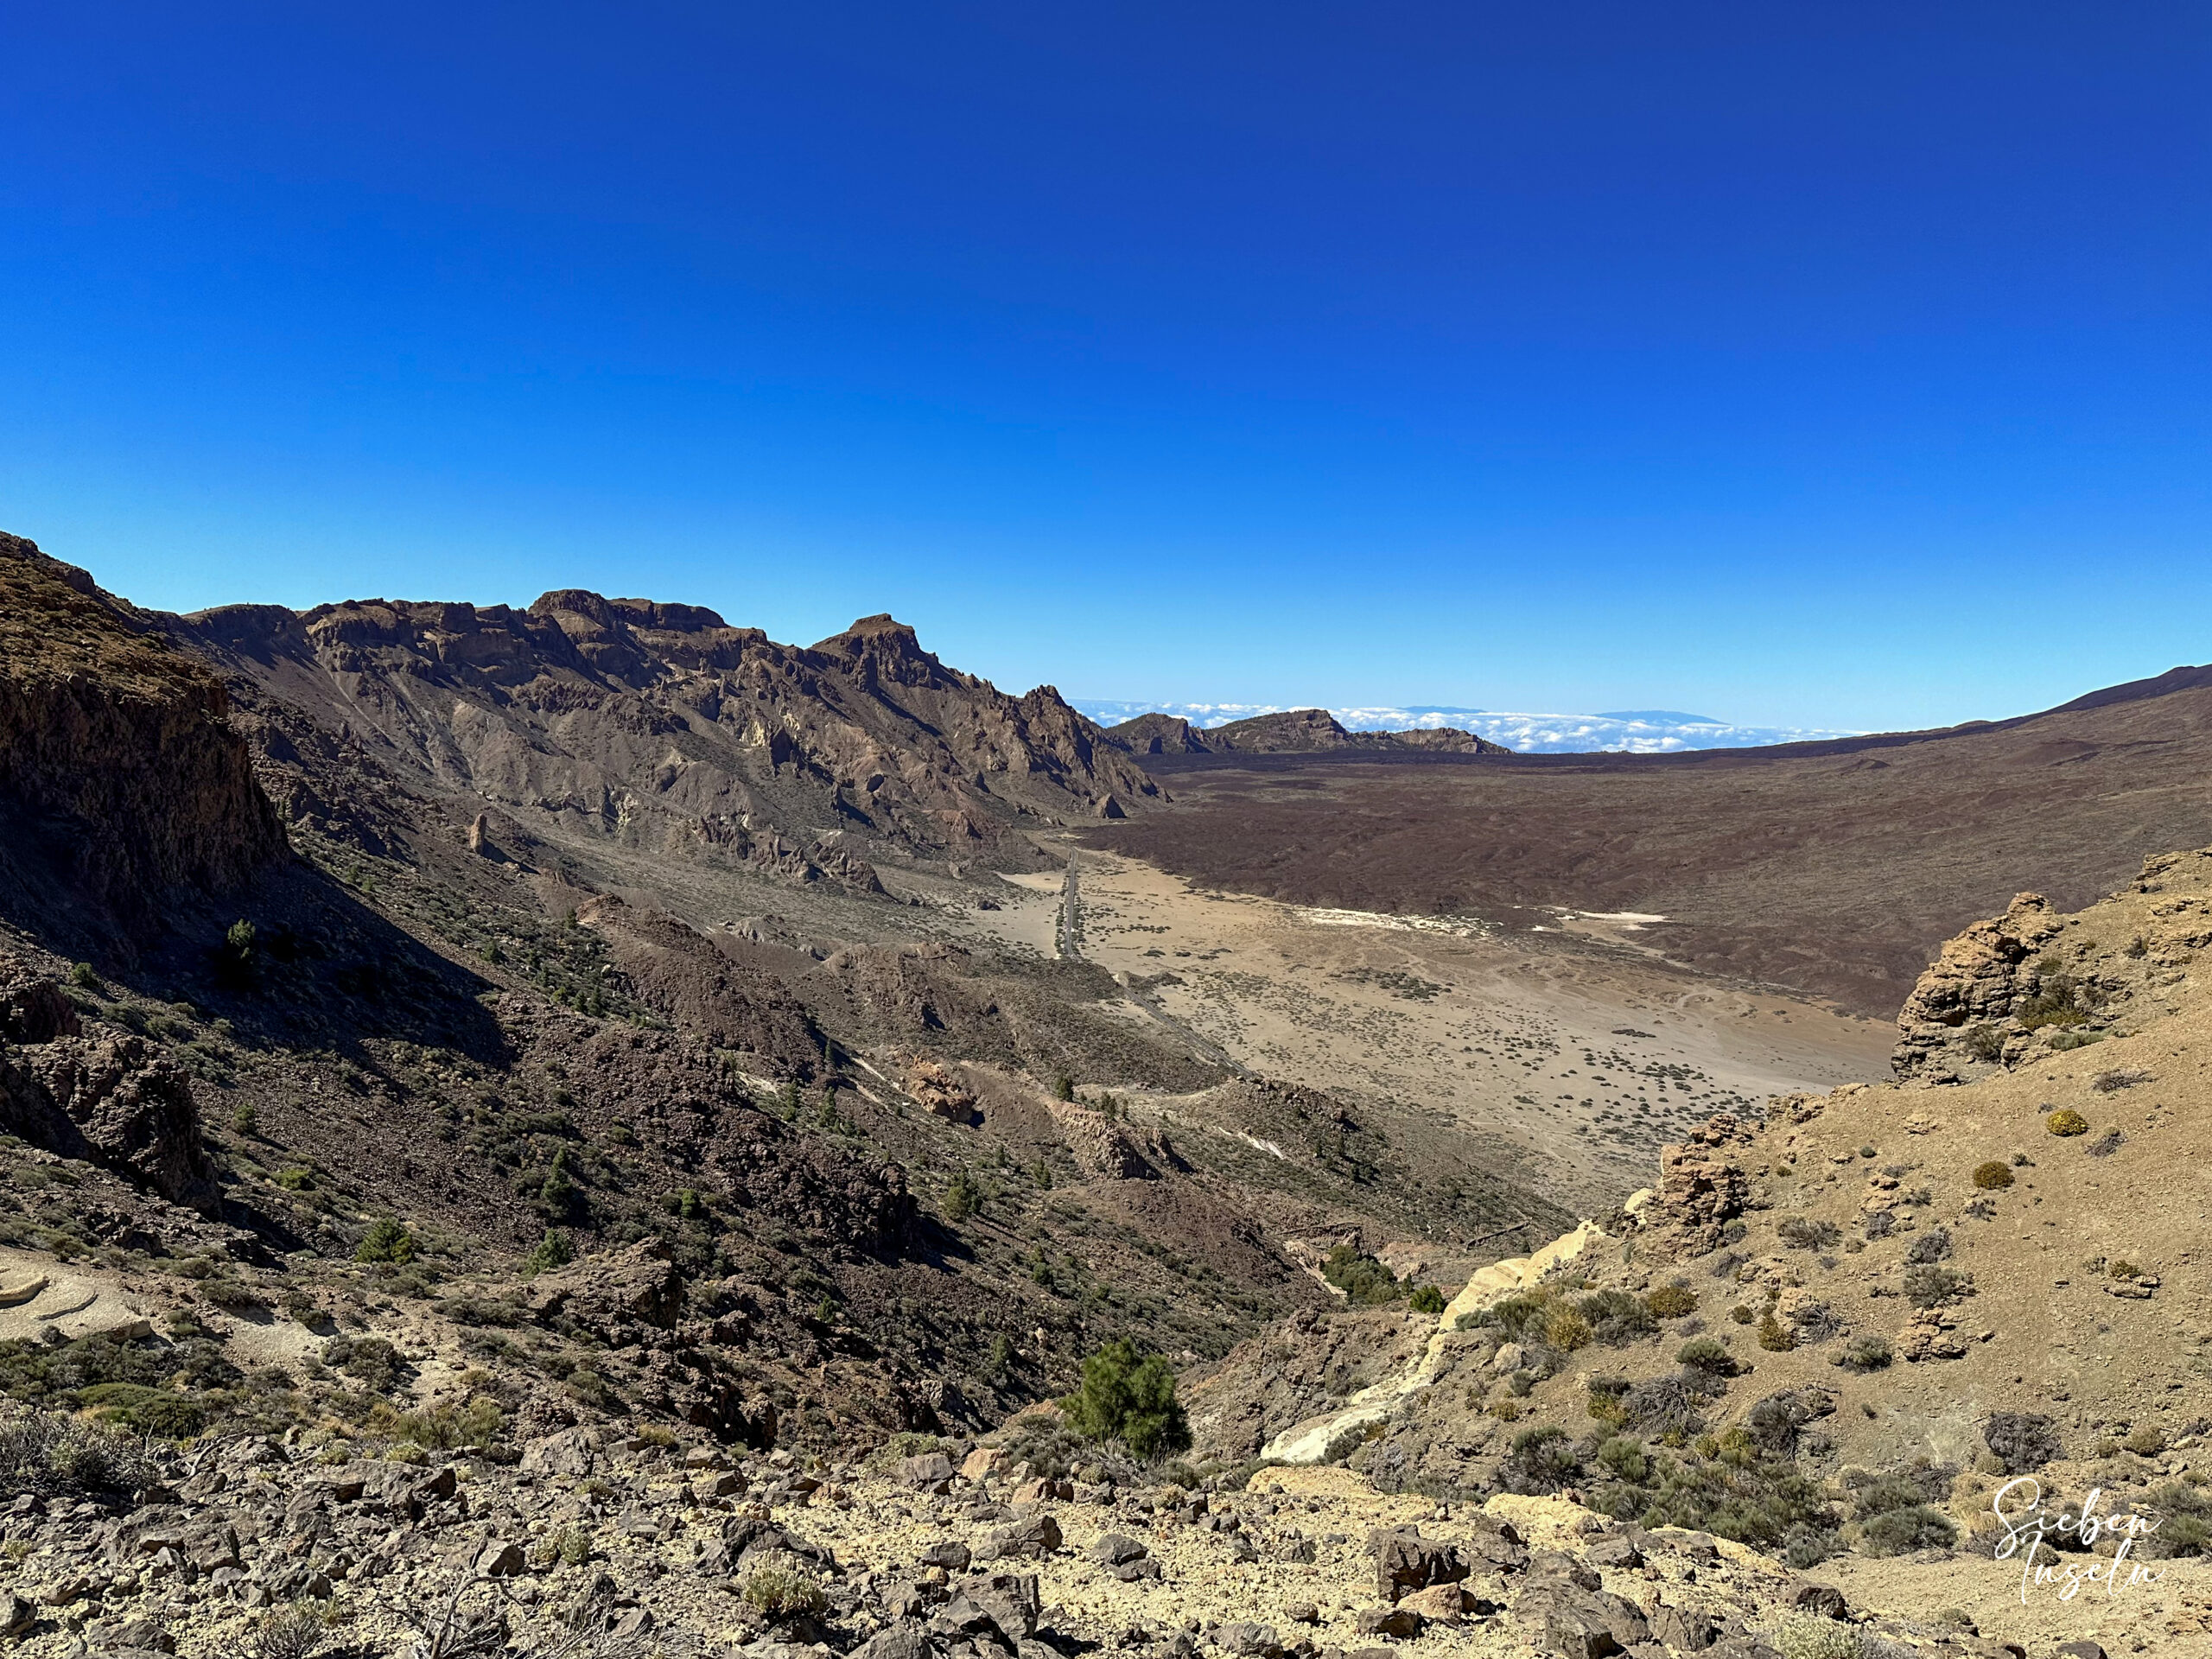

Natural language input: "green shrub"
[1408,1284,1446,1315]
[1838,1335,1892,1371]
[1971,1161,2014,1191]
[1594,1435,1649,1482]
[1728,1304,1755,1325]
[1322,1245,1402,1306]
[1859,1503,1955,1556]
[1061,1338,1192,1460]
[1962,1023,2004,1062]
[1543,1308,1593,1351]
[2145,1481,2212,1558]
[1575,1288,1656,1342]
[356,1217,417,1265]
[1757,1313,1796,1352]
[1677,1337,1737,1376]
[1646,1283,1698,1319]
[1498,1425,1581,1495]
[67,962,101,990]
[941,1170,979,1222]
[232,1102,259,1137]
[1052,1074,1075,1103]
[75,1382,206,1440]
[524,1230,572,1274]
[1776,1615,1860,1659]
[743,1565,827,1621]
[323,1334,403,1393]
[2047,1109,2089,1137]
[276,1166,315,1191]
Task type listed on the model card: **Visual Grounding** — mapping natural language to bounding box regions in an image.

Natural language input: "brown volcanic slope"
[1089,666,2212,1018]
[168,591,1158,890]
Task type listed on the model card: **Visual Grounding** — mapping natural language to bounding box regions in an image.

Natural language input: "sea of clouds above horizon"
[1068,700,1859,754]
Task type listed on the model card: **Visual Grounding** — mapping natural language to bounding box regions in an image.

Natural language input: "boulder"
[1399,1584,1468,1624]
[1355,1608,1422,1639]
[1214,1622,1281,1656]
[899,1452,957,1494]
[1088,1534,1149,1567]
[985,1516,1062,1559]
[1370,1528,1469,1603]
[523,1240,683,1342]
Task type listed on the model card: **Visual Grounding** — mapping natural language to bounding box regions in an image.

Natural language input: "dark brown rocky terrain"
[0,533,1559,1478]
[0,536,286,951]
[1090,670,2212,1018]
[1103,711,1505,760]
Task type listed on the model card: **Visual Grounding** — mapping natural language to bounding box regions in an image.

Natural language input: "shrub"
[1962,1023,2004,1062]
[2144,1481,2212,1558]
[0,1403,156,1494]
[1728,1304,1754,1325]
[253,1607,326,1659]
[232,1102,259,1136]
[356,1217,417,1265]
[1903,1266,1965,1309]
[1052,1074,1075,1103]
[1595,1435,1649,1482]
[1757,1313,1796,1352]
[1407,1283,1446,1315]
[1838,1335,1892,1372]
[941,1170,979,1223]
[1498,1425,1581,1495]
[1478,1287,1559,1339]
[1903,1228,1951,1265]
[1061,1338,1191,1460]
[1646,1283,1698,1319]
[276,1166,315,1191]
[68,962,102,990]
[1576,1288,1655,1342]
[743,1565,828,1621]
[1620,1374,1707,1441]
[1676,1337,1735,1376]
[1776,1615,1861,1659]
[1543,1308,1593,1351]
[1971,1161,2014,1191]
[1321,1245,1402,1306]
[323,1334,404,1393]
[2047,1109,2089,1137]
[1982,1411,2063,1474]
[2126,1424,2168,1457]
[75,1380,203,1451]
[1777,1217,1840,1251]
[524,1230,572,1274]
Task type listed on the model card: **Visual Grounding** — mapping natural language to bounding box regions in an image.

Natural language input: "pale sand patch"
[947,848,1890,1214]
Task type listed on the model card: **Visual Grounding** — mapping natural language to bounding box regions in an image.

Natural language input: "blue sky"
[3,3,2207,730]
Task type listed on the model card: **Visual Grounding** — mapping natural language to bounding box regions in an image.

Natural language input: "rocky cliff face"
[0,534,286,942]
[0,956,219,1214]
[168,594,1160,881]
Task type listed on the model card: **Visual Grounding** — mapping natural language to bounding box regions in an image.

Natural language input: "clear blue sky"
[3,4,2207,729]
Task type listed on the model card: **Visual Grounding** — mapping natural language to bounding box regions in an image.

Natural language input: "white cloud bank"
[1071,699,1858,754]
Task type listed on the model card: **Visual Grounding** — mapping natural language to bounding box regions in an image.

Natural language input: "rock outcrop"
[1103,707,1508,759]
[0,961,219,1214]
[167,592,1162,874]
[0,533,285,941]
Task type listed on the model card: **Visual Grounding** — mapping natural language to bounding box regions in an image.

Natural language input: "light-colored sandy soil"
[940,850,1891,1214]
